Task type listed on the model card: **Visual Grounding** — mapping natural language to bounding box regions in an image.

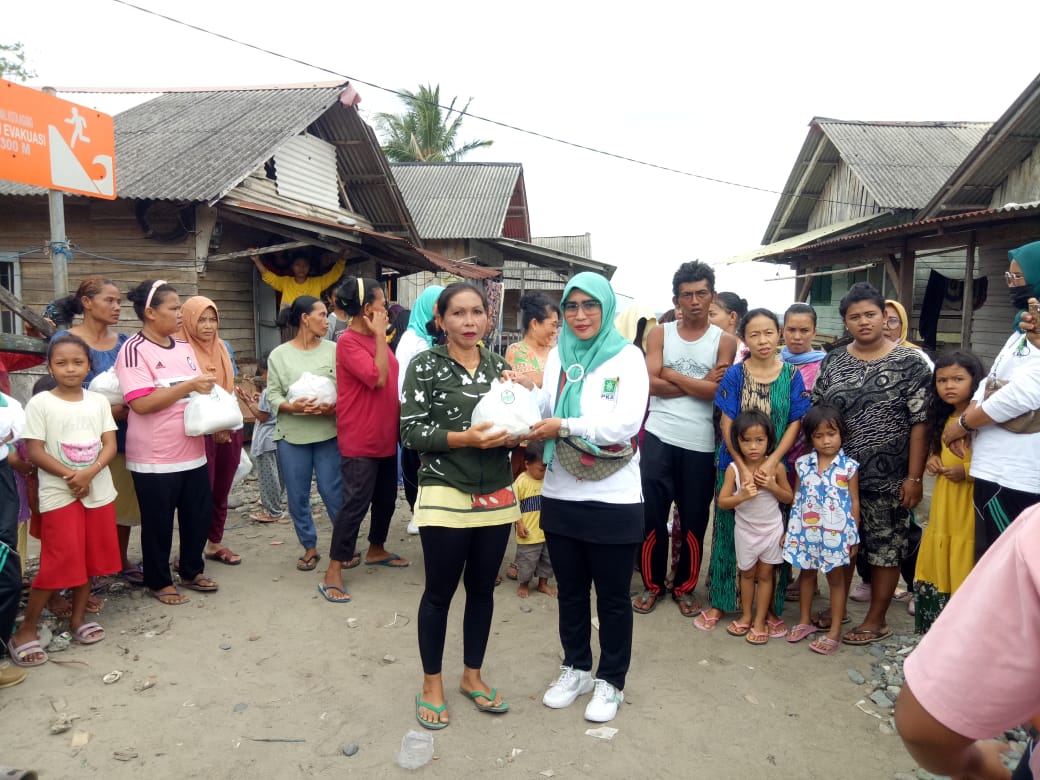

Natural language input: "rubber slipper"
[343,554,361,569]
[148,587,189,605]
[812,610,851,630]
[766,618,788,638]
[71,622,105,645]
[317,583,351,603]
[459,687,509,713]
[786,623,817,643]
[296,553,321,571]
[810,636,841,655]
[841,627,892,646]
[674,591,701,617]
[363,553,409,568]
[416,694,448,730]
[693,610,720,631]
[726,621,751,637]
[6,637,48,667]
[632,589,659,614]
[119,566,146,586]
[205,547,242,566]
[745,628,769,646]
[506,562,519,580]
[181,576,219,593]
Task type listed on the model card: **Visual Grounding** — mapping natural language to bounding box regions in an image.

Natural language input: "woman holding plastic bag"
[265,296,341,573]
[527,272,649,724]
[115,281,219,605]
[401,282,524,730]
[51,276,143,588]
[176,297,245,567]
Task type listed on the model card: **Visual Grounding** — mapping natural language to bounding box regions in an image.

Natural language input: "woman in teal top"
[265,296,341,573]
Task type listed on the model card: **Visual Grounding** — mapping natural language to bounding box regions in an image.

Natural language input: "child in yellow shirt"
[513,442,556,599]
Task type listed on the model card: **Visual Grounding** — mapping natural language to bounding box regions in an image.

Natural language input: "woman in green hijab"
[528,272,649,724]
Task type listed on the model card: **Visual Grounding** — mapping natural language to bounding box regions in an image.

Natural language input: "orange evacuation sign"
[0,78,116,199]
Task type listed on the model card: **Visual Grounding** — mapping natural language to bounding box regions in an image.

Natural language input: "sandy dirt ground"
[2,475,928,779]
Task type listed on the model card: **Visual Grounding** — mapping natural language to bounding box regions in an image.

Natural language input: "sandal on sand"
[364,553,409,568]
[674,591,701,617]
[726,621,751,637]
[812,610,851,630]
[459,687,509,713]
[205,547,242,565]
[810,636,841,655]
[342,554,361,570]
[842,626,892,646]
[317,583,351,603]
[415,694,449,730]
[745,628,769,646]
[632,589,659,614]
[119,565,146,586]
[71,622,105,645]
[786,623,817,643]
[6,638,48,667]
[47,593,104,618]
[693,610,720,631]
[506,562,519,581]
[148,587,189,605]
[180,576,219,593]
[766,618,788,638]
[296,553,321,571]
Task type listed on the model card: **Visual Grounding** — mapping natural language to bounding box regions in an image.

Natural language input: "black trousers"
[417,523,511,674]
[545,531,639,691]
[329,455,398,562]
[973,477,1040,562]
[401,447,421,513]
[132,465,213,591]
[0,460,21,647]
[638,432,715,596]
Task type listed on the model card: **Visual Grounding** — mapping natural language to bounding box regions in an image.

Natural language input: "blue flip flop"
[364,553,409,568]
[416,694,448,730]
[317,583,351,603]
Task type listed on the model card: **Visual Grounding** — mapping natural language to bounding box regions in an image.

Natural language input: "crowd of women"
[2,241,1039,756]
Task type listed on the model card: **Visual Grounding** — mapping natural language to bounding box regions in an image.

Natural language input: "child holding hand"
[783,404,860,654]
[717,410,793,646]
[7,335,120,666]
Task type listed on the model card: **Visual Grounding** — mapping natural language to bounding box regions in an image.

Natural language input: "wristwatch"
[558,419,570,438]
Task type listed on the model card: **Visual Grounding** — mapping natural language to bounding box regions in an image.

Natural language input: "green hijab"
[546,272,630,463]
[406,285,445,347]
[1011,241,1040,295]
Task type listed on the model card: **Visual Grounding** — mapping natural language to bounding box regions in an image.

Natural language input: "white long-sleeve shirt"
[537,343,649,505]
[971,331,1040,493]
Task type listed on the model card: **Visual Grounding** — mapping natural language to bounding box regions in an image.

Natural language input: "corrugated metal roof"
[919,75,1040,218]
[722,214,892,265]
[763,118,991,243]
[822,120,990,210]
[484,237,616,279]
[0,82,420,244]
[389,162,524,239]
[532,234,592,259]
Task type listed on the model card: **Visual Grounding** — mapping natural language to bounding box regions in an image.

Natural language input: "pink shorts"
[735,521,784,572]
[33,501,121,590]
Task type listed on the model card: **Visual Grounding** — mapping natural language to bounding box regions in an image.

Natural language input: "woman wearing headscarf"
[177,296,243,566]
[943,240,1040,559]
[882,299,934,369]
[528,272,649,724]
[396,285,444,533]
[614,303,658,355]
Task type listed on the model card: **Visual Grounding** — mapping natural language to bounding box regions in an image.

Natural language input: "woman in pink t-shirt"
[116,281,219,605]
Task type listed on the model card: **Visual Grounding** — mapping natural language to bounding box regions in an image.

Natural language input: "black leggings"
[401,447,421,513]
[0,461,21,647]
[417,523,511,674]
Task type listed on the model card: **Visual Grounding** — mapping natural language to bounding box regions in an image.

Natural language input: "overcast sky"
[7,1,1039,312]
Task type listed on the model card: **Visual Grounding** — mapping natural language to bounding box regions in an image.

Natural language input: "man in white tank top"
[633,261,737,617]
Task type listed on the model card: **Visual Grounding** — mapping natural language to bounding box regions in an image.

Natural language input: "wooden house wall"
[909,252,979,344]
[970,243,1021,366]
[806,160,884,232]
[0,197,196,336]
[989,143,1040,207]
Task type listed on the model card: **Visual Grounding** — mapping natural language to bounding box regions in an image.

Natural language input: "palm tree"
[376,84,493,162]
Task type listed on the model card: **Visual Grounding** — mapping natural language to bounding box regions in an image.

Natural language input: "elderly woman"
[943,240,1040,559]
[265,296,341,573]
[505,292,561,390]
[811,282,931,645]
[528,272,649,724]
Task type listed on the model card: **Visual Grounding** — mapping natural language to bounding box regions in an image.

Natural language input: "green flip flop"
[459,687,509,713]
[415,694,448,730]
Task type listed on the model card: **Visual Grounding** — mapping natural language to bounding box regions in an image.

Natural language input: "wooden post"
[899,242,916,316]
[961,233,976,349]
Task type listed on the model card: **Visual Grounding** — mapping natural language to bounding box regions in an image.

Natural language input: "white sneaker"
[406,519,419,535]
[849,582,872,602]
[542,665,594,709]
[584,679,623,722]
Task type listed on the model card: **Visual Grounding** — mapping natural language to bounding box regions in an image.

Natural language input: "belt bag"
[554,436,636,481]
[984,377,1040,434]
